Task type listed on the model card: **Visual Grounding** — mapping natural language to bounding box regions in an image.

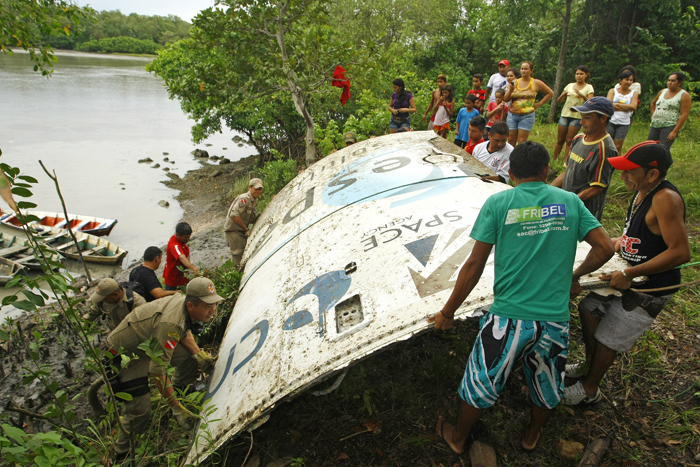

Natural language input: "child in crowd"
[454,95,480,148]
[432,84,454,138]
[505,67,520,106]
[485,88,508,137]
[423,74,447,130]
[464,116,487,154]
[468,74,487,113]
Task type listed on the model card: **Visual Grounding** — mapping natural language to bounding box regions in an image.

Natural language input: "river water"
[0,51,254,317]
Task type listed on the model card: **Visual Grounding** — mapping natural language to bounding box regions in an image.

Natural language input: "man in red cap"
[563,141,690,406]
[485,59,510,104]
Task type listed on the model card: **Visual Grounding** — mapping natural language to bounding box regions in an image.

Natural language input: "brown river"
[0,50,253,317]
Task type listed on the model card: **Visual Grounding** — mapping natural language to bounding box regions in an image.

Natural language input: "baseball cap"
[498,59,510,66]
[608,140,673,172]
[186,277,224,304]
[571,96,614,117]
[344,131,357,144]
[90,278,119,303]
[249,178,263,189]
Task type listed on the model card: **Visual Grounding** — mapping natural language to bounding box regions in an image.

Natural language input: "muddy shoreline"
[0,153,258,440]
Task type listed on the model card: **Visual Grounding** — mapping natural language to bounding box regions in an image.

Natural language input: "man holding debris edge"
[428,142,614,454]
[563,141,690,406]
[107,277,222,460]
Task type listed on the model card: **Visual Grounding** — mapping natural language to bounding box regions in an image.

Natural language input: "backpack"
[119,281,146,312]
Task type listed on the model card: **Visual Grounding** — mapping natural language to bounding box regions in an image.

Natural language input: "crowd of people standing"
[393,61,693,458]
[390,61,692,162]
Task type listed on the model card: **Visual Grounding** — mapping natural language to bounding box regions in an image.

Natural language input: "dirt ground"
[1,152,698,467]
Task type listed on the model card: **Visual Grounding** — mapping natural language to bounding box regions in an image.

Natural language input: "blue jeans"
[507,112,536,131]
[558,116,581,128]
[389,116,411,130]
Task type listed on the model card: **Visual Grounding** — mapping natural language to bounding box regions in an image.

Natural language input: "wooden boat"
[0,256,26,284]
[0,210,118,237]
[0,232,63,271]
[38,227,128,266]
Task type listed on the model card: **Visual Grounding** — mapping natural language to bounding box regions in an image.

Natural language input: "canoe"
[0,210,118,237]
[0,232,64,271]
[185,131,635,464]
[38,227,128,266]
[0,256,26,284]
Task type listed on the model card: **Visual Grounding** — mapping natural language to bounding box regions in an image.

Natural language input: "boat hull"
[0,210,117,237]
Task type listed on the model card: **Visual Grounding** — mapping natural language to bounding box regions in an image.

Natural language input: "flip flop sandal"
[521,427,541,453]
[437,418,463,455]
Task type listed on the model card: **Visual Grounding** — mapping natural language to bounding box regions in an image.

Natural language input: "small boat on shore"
[0,256,27,283]
[0,210,118,237]
[38,227,128,266]
[0,232,64,271]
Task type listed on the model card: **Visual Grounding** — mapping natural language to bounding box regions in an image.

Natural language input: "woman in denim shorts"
[388,78,416,133]
[503,61,554,146]
[553,66,594,161]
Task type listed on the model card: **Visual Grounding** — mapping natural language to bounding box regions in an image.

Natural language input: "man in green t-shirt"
[428,142,614,454]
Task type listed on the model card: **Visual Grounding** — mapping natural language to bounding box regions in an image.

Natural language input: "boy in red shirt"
[464,116,486,155]
[468,74,487,114]
[163,222,199,290]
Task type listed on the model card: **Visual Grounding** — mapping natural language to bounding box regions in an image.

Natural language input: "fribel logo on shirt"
[505,204,567,224]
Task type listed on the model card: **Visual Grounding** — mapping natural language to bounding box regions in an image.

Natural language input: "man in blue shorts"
[428,142,614,453]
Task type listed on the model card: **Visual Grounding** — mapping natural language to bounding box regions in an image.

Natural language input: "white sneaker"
[562,381,602,406]
[565,362,588,379]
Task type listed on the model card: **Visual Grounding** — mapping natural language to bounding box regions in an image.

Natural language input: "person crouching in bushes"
[432,84,455,138]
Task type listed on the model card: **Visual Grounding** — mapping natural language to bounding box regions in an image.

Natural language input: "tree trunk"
[275,7,318,166]
[548,0,573,123]
[289,87,318,166]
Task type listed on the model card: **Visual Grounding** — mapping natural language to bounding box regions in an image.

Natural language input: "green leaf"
[115,392,133,401]
[23,290,45,307]
[0,330,7,341]
[13,299,37,311]
[17,175,38,183]
[10,187,32,197]
[17,201,38,209]
[1,424,28,443]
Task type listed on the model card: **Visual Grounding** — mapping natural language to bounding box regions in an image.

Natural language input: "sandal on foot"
[437,417,463,455]
[521,427,541,453]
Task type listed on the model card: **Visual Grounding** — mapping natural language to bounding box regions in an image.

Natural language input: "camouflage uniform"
[107,294,198,454]
[224,191,259,265]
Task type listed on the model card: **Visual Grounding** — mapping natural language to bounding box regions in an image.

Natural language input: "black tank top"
[619,180,685,296]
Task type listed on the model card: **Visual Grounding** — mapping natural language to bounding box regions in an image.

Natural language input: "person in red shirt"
[468,74,487,114]
[163,222,199,290]
[464,116,486,155]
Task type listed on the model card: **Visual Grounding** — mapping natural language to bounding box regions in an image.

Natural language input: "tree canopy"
[149,0,700,163]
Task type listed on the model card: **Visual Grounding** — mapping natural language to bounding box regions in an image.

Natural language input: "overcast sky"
[78,0,218,21]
